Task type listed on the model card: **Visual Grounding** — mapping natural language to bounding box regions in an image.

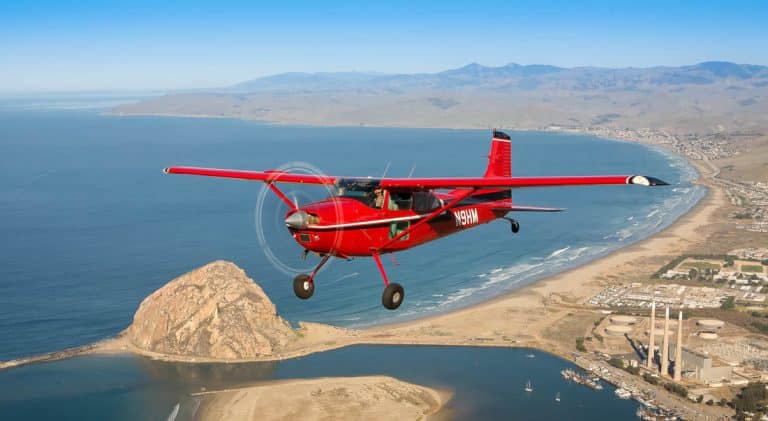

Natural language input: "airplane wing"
[378,175,668,189]
[163,167,337,184]
[164,167,668,189]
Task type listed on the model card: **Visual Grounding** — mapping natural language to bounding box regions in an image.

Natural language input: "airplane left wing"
[164,167,668,190]
[163,166,337,185]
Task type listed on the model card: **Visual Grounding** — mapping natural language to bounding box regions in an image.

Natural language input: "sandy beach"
[193,376,449,421]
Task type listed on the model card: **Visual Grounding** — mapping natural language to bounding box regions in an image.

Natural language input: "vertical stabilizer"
[484,130,512,178]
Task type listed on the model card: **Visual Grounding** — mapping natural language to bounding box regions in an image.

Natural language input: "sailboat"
[555,392,561,402]
[525,380,533,392]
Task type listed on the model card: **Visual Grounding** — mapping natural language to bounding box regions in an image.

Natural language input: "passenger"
[373,188,385,208]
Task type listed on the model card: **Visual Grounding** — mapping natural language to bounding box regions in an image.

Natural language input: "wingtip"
[628,175,669,186]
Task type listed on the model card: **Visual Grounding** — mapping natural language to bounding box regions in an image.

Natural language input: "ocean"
[0,102,703,361]
[0,98,704,419]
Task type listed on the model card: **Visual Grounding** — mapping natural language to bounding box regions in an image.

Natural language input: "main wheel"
[510,220,520,233]
[293,274,314,299]
[382,282,405,310]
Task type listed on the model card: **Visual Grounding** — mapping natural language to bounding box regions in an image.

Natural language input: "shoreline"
[0,129,716,369]
[0,129,729,419]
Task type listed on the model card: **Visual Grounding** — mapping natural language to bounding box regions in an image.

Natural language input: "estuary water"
[0,102,703,362]
[0,346,641,421]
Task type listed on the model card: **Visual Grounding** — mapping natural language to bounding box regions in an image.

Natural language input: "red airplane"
[164,130,667,310]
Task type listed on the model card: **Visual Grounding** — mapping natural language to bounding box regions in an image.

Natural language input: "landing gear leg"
[372,252,404,310]
[293,254,330,300]
[504,217,520,234]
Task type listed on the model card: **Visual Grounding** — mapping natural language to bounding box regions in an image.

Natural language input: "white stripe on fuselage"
[303,205,484,231]
[305,214,429,230]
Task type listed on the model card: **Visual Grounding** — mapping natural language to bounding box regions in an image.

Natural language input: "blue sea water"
[0,99,706,420]
[0,346,641,421]
[0,105,703,362]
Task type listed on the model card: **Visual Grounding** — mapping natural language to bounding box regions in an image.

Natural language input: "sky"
[1,0,767,92]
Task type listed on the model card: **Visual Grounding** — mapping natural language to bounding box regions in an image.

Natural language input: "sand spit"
[193,376,449,421]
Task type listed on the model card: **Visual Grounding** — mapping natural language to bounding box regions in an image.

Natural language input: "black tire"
[511,220,520,234]
[293,274,314,299]
[382,282,405,310]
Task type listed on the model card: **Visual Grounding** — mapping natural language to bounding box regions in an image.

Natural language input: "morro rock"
[126,260,297,359]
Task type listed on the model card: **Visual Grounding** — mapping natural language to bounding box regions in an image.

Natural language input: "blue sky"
[1,0,766,92]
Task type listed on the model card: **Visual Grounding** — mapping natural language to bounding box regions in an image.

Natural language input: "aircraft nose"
[285,211,310,229]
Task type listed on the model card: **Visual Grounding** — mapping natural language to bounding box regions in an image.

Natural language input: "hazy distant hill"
[111,61,768,132]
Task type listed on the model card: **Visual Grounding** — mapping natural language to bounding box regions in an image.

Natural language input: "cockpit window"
[332,178,382,208]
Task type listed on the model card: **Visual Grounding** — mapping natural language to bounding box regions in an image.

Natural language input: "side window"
[389,221,410,240]
[388,192,412,210]
[413,192,442,212]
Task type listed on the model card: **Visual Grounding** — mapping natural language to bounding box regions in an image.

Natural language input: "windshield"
[332,178,381,207]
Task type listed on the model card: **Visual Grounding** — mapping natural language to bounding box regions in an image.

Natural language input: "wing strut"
[267,182,298,211]
[374,189,475,253]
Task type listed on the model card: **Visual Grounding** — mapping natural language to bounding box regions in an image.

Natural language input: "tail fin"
[484,130,511,178]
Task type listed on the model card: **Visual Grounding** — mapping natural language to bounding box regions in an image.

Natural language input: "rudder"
[484,129,511,178]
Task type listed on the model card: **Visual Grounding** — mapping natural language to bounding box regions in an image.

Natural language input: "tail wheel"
[382,282,405,310]
[293,274,314,299]
[510,220,520,233]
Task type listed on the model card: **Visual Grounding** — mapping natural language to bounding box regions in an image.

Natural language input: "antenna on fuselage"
[407,164,416,178]
[382,162,391,178]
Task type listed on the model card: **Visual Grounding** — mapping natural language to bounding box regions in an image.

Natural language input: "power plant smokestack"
[674,310,683,381]
[647,302,656,369]
[661,306,670,376]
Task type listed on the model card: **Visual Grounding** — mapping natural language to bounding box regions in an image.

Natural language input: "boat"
[561,369,603,391]
[524,380,533,392]
[526,353,535,358]
[555,392,560,402]
[615,388,632,399]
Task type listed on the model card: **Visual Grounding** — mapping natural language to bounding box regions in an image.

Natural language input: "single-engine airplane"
[164,130,668,310]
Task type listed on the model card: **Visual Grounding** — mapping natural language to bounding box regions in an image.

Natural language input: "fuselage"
[286,188,506,257]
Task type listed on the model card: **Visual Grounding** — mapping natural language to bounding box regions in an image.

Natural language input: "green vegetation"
[663,382,688,398]
[681,261,721,270]
[643,373,659,385]
[652,254,736,278]
[593,332,604,343]
[722,296,736,310]
[733,382,767,413]
[608,357,639,375]
[742,265,764,273]
[751,321,768,334]
[575,337,587,352]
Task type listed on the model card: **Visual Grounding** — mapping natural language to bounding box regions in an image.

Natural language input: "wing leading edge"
[163,167,668,189]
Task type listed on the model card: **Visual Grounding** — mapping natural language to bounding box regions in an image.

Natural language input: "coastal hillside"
[111,61,768,133]
[126,260,297,359]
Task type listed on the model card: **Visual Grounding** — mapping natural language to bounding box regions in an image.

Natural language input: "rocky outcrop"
[126,261,296,359]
